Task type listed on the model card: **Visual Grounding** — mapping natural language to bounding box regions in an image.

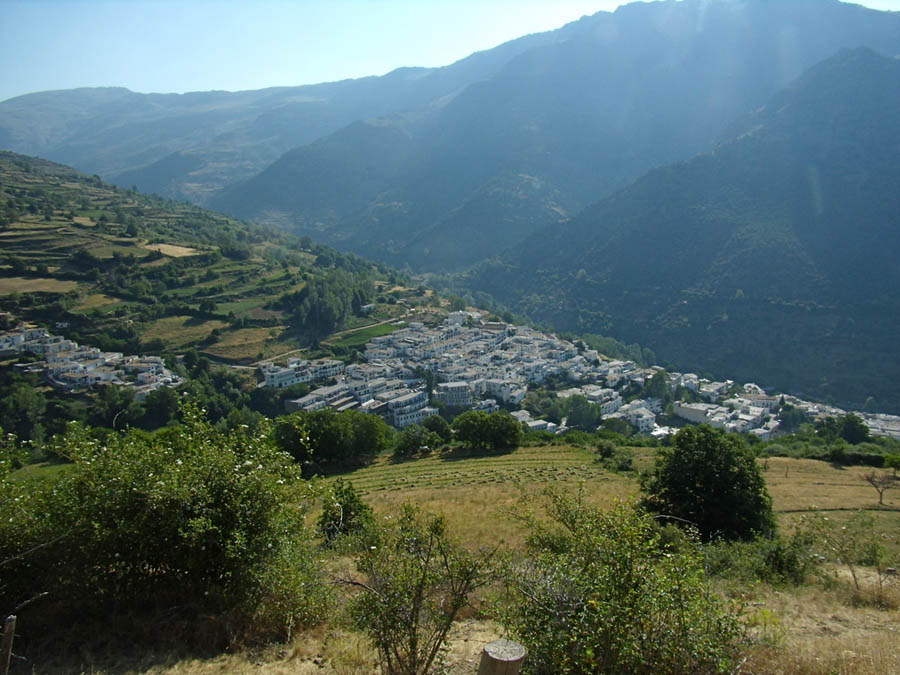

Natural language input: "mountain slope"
[0,29,559,204]
[0,151,406,362]
[468,47,900,412]
[214,0,900,271]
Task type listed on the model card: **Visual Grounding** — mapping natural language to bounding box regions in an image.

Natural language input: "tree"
[346,505,492,675]
[0,407,327,647]
[566,395,597,430]
[862,470,896,505]
[840,414,871,445]
[422,415,451,443]
[451,411,522,450]
[0,382,46,444]
[641,425,775,541]
[393,424,441,459]
[500,491,744,673]
[885,453,900,477]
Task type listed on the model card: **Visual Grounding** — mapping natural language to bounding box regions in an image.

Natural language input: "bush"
[641,425,775,541]
[393,423,442,459]
[0,406,327,649]
[499,491,745,674]
[272,408,392,471]
[317,478,373,544]
[706,532,818,586]
[451,410,522,450]
[347,505,492,674]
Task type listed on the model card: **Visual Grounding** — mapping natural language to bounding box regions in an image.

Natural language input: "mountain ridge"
[213,0,900,271]
[467,46,900,412]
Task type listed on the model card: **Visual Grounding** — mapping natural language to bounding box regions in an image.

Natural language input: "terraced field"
[0,151,432,364]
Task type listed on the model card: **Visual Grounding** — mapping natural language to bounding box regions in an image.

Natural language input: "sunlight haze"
[2,0,899,102]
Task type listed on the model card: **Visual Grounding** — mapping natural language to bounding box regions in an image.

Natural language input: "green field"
[324,321,406,349]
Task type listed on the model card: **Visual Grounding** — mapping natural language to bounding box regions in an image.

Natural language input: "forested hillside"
[214,0,900,271]
[468,47,900,413]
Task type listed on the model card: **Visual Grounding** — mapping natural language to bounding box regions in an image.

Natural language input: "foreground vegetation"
[3,410,898,674]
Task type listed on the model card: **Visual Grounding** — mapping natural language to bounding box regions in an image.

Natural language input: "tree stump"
[477,638,526,675]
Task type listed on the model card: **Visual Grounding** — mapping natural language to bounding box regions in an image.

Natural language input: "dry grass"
[762,456,898,512]
[142,315,229,348]
[73,292,121,311]
[201,327,294,362]
[142,243,200,258]
[740,584,900,674]
[337,444,638,549]
[0,276,78,294]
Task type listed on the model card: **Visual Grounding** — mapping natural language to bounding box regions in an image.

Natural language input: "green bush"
[706,533,818,586]
[348,505,492,674]
[641,425,775,541]
[451,410,523,450]
[499,491,745,674]
[317,478,373,544]
[0,406,327,648]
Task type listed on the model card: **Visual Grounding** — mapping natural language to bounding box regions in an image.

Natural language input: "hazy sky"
[2,0,900,103]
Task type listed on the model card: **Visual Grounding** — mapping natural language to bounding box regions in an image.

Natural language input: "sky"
[2,0,900,103]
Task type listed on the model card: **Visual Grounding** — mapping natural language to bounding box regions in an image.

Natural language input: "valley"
[3,1,900,673]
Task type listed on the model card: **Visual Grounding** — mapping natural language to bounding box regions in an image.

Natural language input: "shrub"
[317,478,373,544]
[0,406,327,648]
[451,410,522,450]
[393,423,441,459]
[641,425,775,541]
[706,532,818,586]
[347,505,492,674]
[499,491,745,674]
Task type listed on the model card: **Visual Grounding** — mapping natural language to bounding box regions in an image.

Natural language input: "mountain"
[467,47,900,413]
[0,29,559,204]
[214,0,900,271]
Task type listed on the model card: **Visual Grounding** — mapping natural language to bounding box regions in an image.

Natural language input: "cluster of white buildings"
[0,323,183,399]
[257,311,900,439]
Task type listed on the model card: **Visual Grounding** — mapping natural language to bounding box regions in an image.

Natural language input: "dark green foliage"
[421,414,451,443]
[641,425,775,542]
[469,48,900,414]
[565,394,598,431]
[272,408,392,471]
[0,406,327,647]
[840,414,871,445]
[275,269,374,338]
[450,410,523,450]
[393,424,441,459]
[348,505,492,675]
[0,379,46,444]
[778,404,810,432]
[706,533,818,586]
[499,492,744,674]
[317,478,373,544]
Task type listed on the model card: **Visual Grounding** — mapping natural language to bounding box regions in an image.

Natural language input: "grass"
[73,293,121,311]
[333,443,641,549]
[201,327,296,362]
[141,243,199,257]
[0,276,79,294]
[141,315,229,349]
[324,321,406,349]
[11,446,900,673]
